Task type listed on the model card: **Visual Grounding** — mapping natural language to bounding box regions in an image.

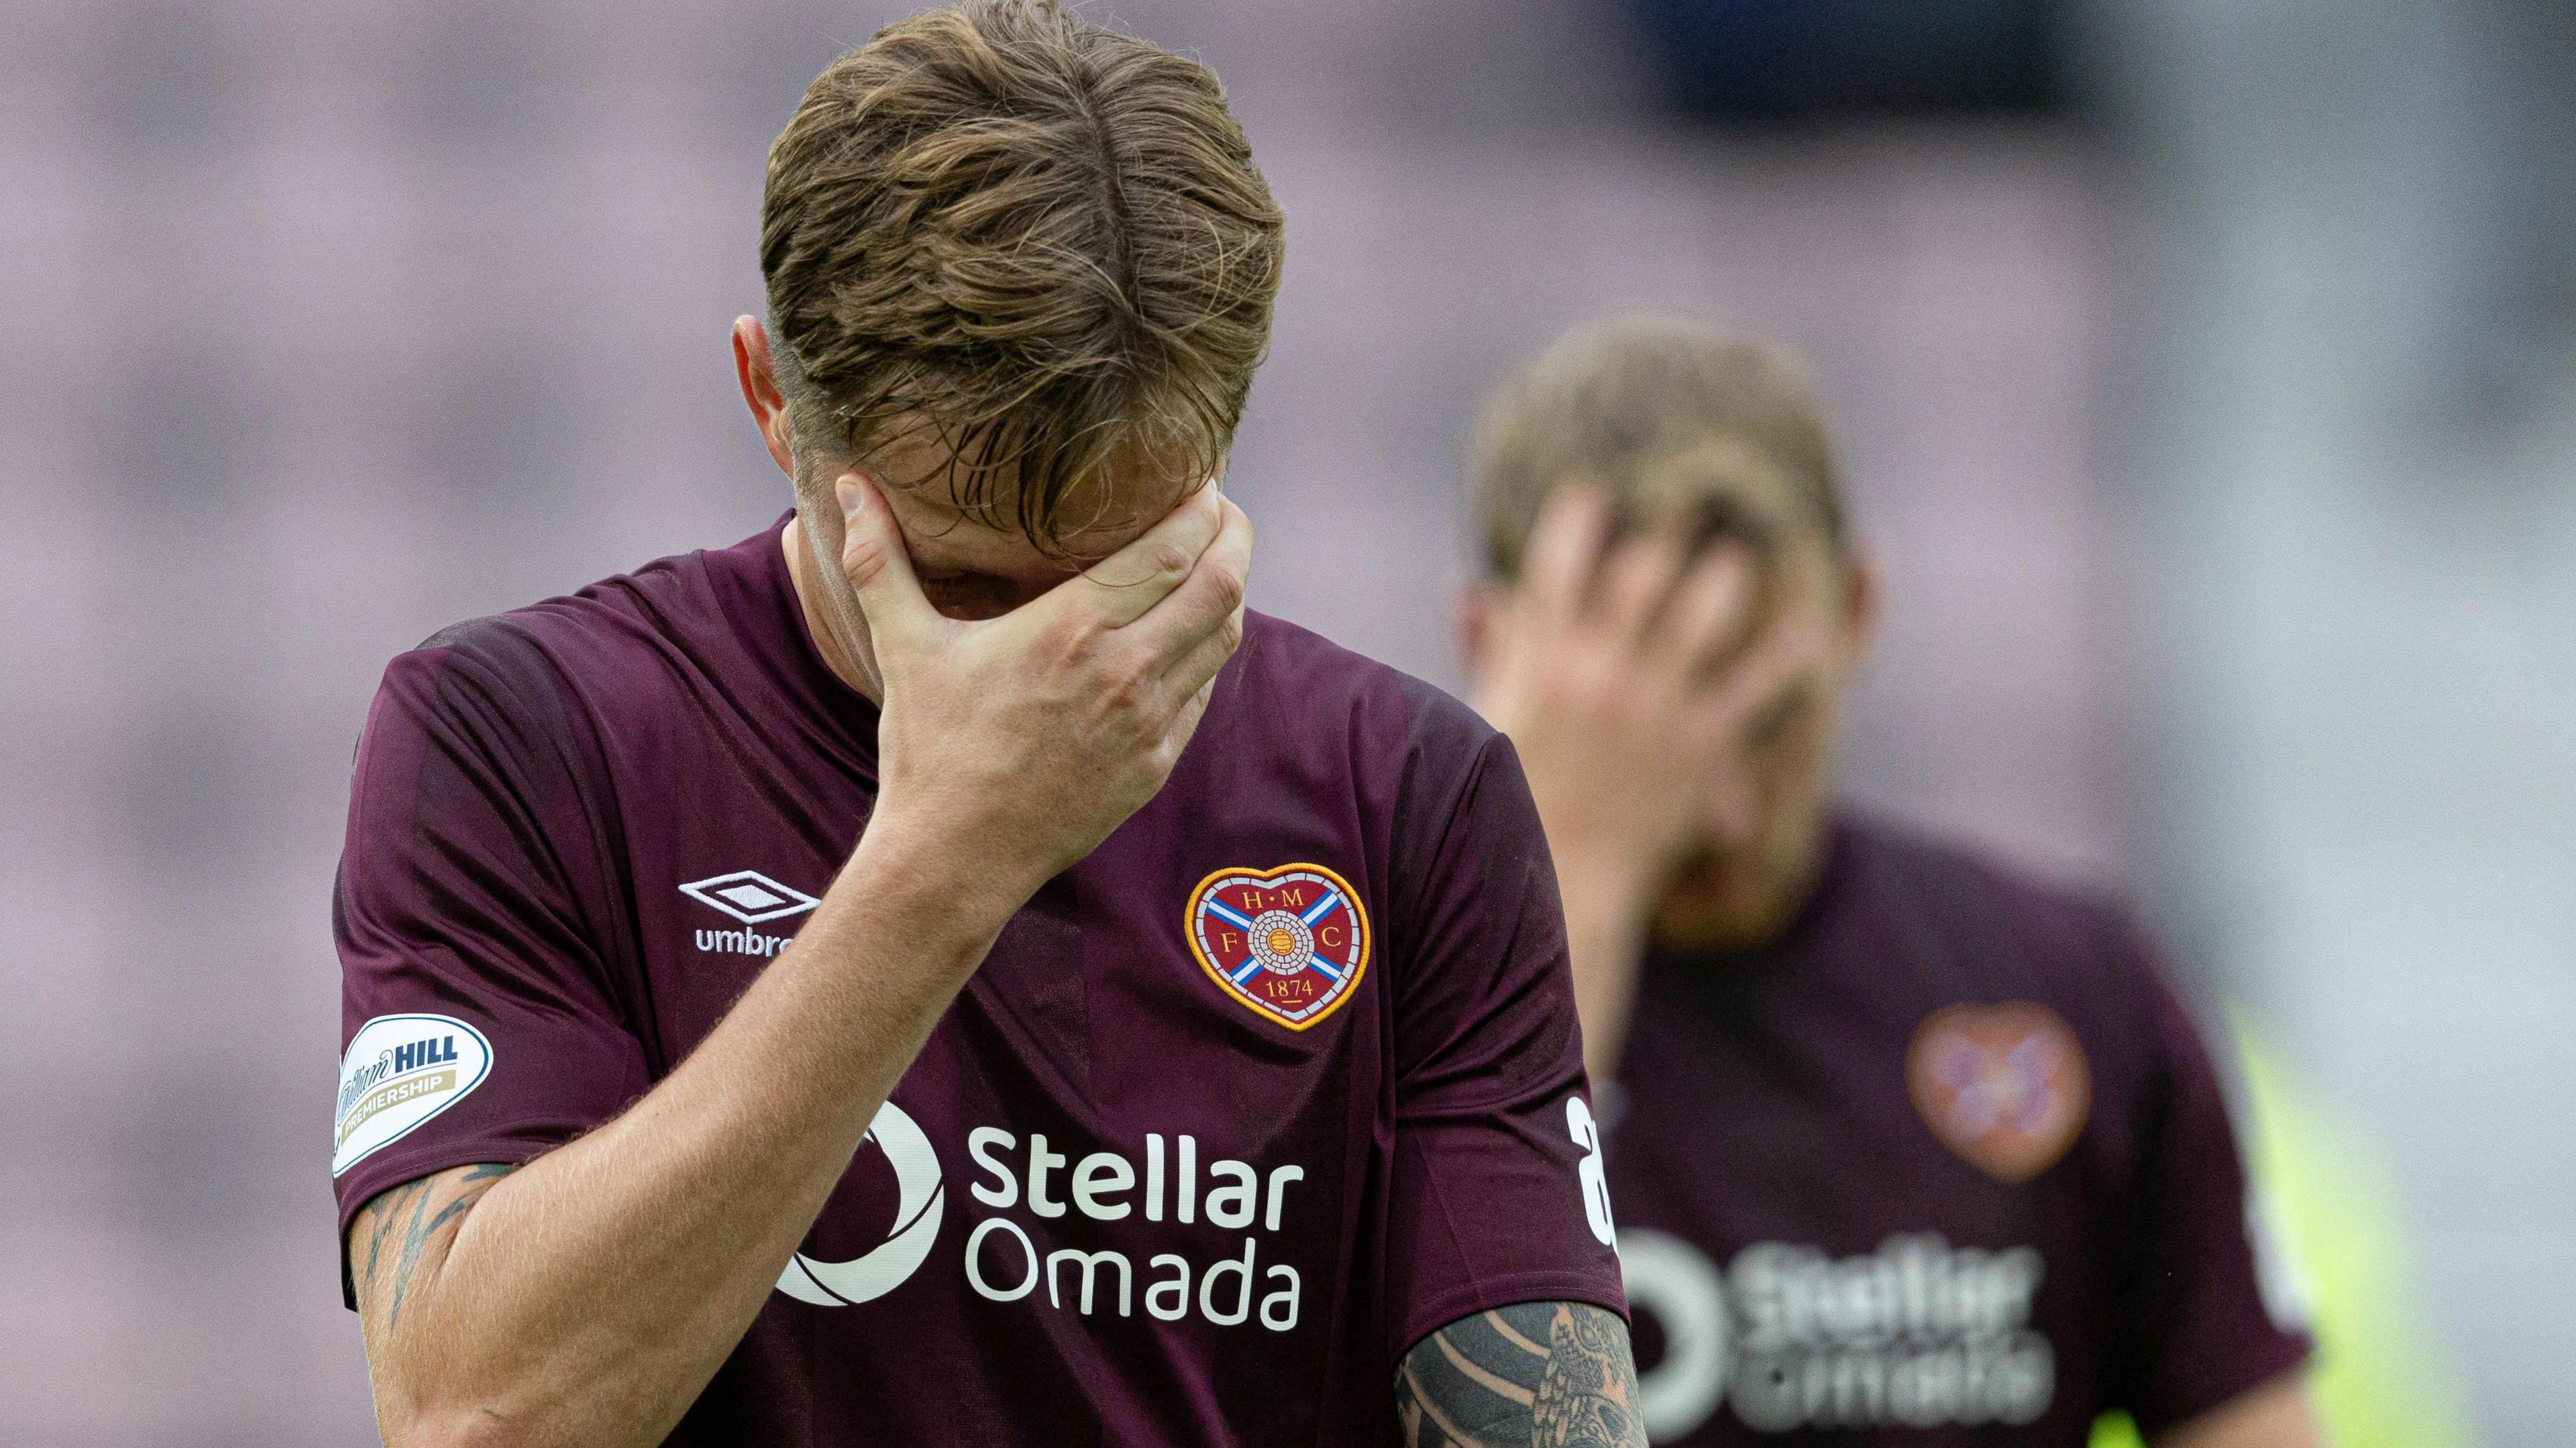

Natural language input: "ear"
[1456,580,1505,679]
[733,315,798,481]
[1837,543,1881,665]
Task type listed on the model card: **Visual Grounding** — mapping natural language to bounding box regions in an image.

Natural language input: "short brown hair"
[1470,317,1845,577]
[762,0,1285,545]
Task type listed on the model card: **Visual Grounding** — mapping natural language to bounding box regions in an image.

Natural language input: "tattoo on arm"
[1395,1300,1646,1448]
[351,1162,519,1337]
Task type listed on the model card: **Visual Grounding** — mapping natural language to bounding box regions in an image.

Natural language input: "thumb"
[836,473,936,650]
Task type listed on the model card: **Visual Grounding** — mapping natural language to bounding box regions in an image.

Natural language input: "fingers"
[1657,542,1760,681]
[1150,667,1226,780]
[1595,526,1689,644]
[1127,494,1252,664]
[1519,485,1614,622]
[1521,492,1711,655]
[1053,483,1225,628]
[836,474,940,652]
[1146,600,1244,725]
[1108,496,1251,729]
[1686,590,1833,737]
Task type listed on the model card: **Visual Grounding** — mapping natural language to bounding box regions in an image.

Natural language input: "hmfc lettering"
[1204,905,1354,962]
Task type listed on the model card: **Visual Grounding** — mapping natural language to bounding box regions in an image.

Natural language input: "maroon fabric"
[331,516,1624,1447]
[1605,818,2311,1445]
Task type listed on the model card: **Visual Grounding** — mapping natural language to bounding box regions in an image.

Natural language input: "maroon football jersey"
[1605,818,2310,1445]
[331,517,1625,1447]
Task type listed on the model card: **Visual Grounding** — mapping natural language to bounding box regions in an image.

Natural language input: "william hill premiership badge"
[1186,863,1368,1031]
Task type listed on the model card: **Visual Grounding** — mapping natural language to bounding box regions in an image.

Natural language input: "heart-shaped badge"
[1185,862,1370,1032]
[1905,1001,2090,1183]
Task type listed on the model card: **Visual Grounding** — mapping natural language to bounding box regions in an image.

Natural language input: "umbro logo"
[680,869,822,925]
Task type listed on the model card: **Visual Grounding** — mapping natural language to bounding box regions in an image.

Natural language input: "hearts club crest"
[1186,863,1369,1032]
[1906,1000,2092,1184]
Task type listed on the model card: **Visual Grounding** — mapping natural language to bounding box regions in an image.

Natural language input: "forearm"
[366,822,1024,1447]
[1553,856,1657,1087]
[1395,1300,1646,1447]
[2151,1377,2328,1448]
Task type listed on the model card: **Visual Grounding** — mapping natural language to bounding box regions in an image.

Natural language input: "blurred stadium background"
[1,0,2569,1442]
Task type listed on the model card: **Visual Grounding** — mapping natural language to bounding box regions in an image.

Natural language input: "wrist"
[1561,893,1652,972]
[837,807,1040,960]
[1547,845,1664,938]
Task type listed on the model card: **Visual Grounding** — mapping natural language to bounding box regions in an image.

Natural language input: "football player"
[1462,317,2324,1447]
[332,5,1636,1445]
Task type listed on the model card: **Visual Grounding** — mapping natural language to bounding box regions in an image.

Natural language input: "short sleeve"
[331,632,651,1297]
[2108,938,2312,1432]
[1381,729,1628,1359]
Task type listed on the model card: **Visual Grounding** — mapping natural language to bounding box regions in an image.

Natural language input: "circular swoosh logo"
[775,1100,945,1306]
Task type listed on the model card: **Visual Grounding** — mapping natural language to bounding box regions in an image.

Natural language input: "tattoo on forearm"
[354,1162,519,1334]
[360,1178,428,1286]
[1395,1301,1646,1447]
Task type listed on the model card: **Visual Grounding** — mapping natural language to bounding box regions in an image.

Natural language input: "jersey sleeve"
[330,630,651,1298]
[1380,727,1627,1359]
[2108,932,2313,1433]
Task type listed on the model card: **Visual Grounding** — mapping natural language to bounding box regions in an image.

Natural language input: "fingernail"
[835,475,863,520]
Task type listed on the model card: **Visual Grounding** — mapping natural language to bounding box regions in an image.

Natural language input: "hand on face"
[1470,486,1833,926]
[838,471,1252,900]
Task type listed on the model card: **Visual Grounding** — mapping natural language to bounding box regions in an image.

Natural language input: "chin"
[1652,858,1758,948]
[1652,841,1809,952]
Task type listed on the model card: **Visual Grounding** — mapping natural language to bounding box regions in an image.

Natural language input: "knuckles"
[1136,539,1198,586]
[1030,606,1104,671]
[1206,566,1248,618]
[1095,653,1158,729]
[840,535,893,591]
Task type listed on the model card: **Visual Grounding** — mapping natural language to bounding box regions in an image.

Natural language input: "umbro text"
[697,927,793,958]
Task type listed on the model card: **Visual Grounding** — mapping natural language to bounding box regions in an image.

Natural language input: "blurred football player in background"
[1461,317,2326,1447]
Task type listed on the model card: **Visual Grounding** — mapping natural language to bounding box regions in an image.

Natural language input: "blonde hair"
[761,0,1285,545]
[1471,317,1844,577]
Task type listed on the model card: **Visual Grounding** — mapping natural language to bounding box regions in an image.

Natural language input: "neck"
[781,516,879,702]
